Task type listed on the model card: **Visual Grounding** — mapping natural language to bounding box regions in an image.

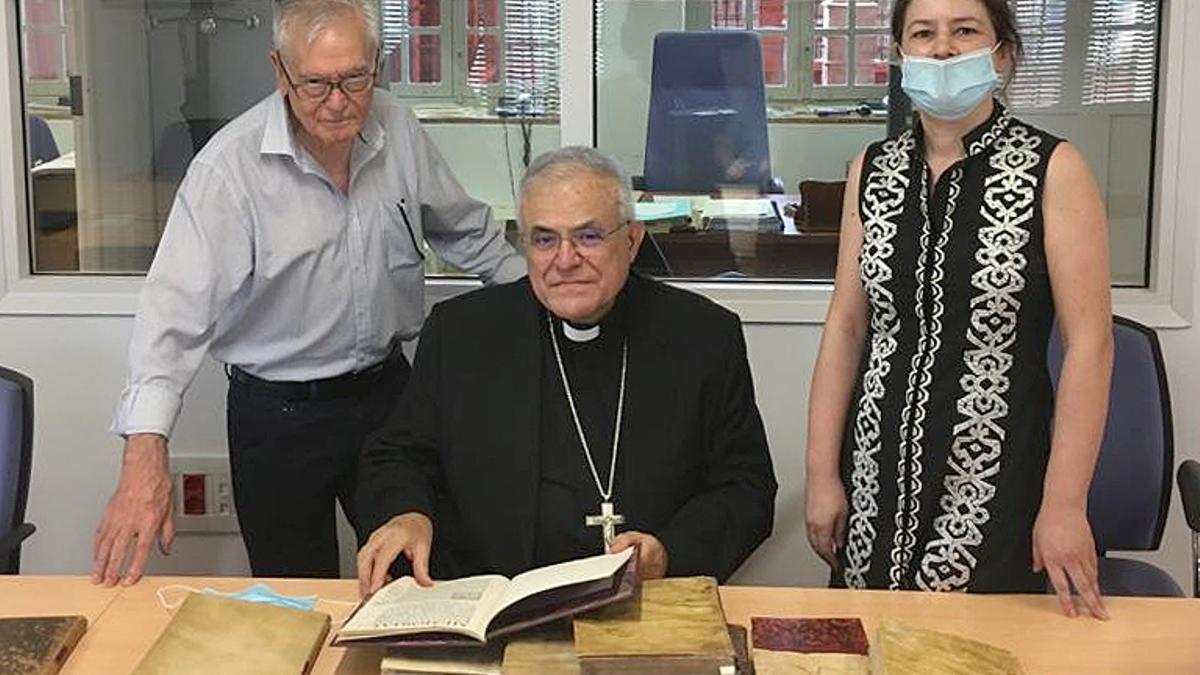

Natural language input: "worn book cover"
[380,643,503,675]
[573,576,735,675]
[131,593,330,675]
[500,622,579,675]
[749,617,870,674]
[0,616,87,675]
[751,617,869,654]
[726,624,753,675]
[873,621,1026,675]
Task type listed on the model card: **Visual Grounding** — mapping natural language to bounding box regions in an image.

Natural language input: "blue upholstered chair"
[26,114,60,168]
[643,31,776,194]
[1176,460,1200,597]
[0,366,35,574]
[1048,316,1182,597]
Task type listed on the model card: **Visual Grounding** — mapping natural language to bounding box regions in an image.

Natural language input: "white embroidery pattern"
[916,123,1043,592]
[843,133,913,590]
[888,165,960,589]
[968,109,1012,156]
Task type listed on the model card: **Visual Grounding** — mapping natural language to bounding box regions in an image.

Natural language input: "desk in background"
[30,152,79,271]
[635,194,839,280]
[3,575,1199,674]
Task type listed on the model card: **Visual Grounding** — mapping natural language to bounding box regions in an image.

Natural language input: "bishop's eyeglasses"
[525,221,631,253]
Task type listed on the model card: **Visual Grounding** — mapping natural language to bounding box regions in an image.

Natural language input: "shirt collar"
[550,280,632,346]
[260,91,296,158]
[358,96,386,152]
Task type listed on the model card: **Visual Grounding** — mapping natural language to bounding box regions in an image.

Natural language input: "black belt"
[227,350,406,402]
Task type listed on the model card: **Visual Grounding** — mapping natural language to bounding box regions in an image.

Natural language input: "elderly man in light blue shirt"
[92,0,524,585]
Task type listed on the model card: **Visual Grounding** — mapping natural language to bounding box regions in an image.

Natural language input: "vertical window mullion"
[846,1,857,89]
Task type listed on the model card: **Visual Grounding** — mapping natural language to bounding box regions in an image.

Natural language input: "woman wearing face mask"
[804,0,1112,620]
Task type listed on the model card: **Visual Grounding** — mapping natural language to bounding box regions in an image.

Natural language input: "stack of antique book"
[375,575,745,675]
[332,547,1027,674]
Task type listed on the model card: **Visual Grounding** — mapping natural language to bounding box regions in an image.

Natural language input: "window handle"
[69,76,84,116]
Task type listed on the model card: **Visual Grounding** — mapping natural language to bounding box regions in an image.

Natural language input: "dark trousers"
[226,357,409,578]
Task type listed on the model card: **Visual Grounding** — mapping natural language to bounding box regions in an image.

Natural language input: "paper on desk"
[635,199,692,222]
[700,198,774,219]
[31,151,75,174]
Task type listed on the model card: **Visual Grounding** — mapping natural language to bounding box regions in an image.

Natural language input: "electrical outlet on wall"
[169,456,240,533]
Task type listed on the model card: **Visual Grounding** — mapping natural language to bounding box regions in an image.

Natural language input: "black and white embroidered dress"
[840,102,1062,593]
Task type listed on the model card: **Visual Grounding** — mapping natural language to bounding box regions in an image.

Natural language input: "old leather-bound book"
[131,593,330,675]
[573,577,735,675]
[336,550,637,649]
[750,617,869,674]
[0,616,87,675]
[873,621,1026,675]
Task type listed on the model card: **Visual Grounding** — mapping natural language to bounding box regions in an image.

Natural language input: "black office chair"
[1177,460,1200,597]
[1047,316,1181,596]
[0,366,35,574]
[642,31,776,194]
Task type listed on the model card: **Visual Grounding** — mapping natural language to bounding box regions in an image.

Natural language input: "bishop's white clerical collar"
[562,321,600,343]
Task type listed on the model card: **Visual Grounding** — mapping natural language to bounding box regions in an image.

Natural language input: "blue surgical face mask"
[203,583,318,612]
[900,44,1001,120]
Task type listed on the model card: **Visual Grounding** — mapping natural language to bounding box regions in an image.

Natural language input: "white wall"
[0,2,1198,594]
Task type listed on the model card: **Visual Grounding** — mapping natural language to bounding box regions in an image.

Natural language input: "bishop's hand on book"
[609,531,668,579]
[358,512,435,596]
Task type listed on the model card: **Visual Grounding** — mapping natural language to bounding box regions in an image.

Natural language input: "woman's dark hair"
[890,0,1024,68]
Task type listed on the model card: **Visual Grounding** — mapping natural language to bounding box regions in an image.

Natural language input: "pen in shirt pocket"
[396,199,425,262]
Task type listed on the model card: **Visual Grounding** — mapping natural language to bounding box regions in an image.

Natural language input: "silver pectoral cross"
[585,501,625,553]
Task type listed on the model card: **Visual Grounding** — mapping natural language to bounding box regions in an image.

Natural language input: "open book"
[334,548,637,648]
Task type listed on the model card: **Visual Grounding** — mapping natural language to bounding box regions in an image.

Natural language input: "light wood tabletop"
[720,586,1200,674]
[3,576,1199,674]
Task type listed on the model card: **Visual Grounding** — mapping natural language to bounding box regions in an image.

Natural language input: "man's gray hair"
[518,146,635,224]
[274,0,380,62]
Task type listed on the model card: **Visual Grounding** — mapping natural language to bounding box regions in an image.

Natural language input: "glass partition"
[595,0,1160,285]
[16,0,561,275]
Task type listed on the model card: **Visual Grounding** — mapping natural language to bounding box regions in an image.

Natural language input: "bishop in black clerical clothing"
[355,146,777,595]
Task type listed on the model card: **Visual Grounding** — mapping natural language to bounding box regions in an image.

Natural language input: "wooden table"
[4,576,1199,674]
[720,587,1200,674]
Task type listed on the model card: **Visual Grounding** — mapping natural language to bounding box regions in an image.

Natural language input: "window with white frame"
[19,0,68,105]
[382,0,561,115]
[10,0,561,275]
[598,0,1161,284]
[686,0,894,102]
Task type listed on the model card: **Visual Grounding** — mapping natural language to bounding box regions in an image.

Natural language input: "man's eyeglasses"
[525,221,630,252]
[278,57,375,102]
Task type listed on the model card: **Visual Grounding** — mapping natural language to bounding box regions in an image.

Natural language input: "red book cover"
[750,617,869,656]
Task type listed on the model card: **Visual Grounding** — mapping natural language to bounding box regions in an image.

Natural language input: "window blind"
[503,0,560,113]
[380,1,560,113]
[1007,0,1066,110]
[1083,0,1158,105]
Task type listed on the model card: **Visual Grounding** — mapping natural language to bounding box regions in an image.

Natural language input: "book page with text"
[495,549,633,617]
[340,575,509,641]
